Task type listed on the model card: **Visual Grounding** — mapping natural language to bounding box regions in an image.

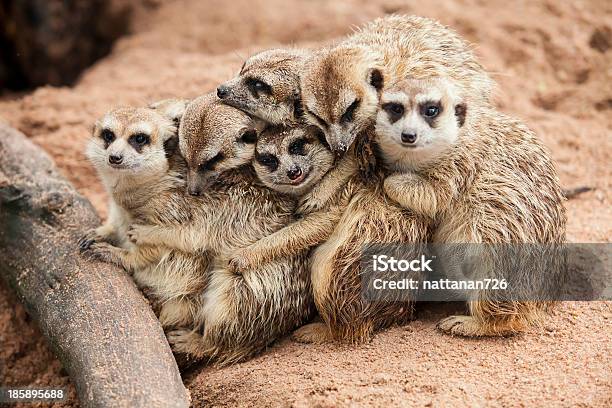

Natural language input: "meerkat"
[217,48,310,125]
[126,93,314,365]
[79,106,209,329]
[300,15,493,153]
[375,76,567,336]
[226,124,358,273]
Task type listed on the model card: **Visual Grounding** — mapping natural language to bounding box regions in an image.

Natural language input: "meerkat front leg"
[79,202,125,250]
[228,208,341,273]
[127,224,210,254]
[87,242,157,272]
[384,173,450,219]
[297,156,357,215]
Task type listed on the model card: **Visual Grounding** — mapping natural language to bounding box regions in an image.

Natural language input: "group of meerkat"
[80,15,566,364]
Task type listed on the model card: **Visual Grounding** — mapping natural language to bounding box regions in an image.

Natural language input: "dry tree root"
[0,123,190,408]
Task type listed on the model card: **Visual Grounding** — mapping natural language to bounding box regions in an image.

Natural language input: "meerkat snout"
[108,153,123,165]
[216,84,230,99]
[401,131,417,145]
[286,166,303,181]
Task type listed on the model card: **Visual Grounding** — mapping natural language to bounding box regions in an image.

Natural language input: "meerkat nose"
[287,167,303,181]
[401,132,417,144]
[217,85,230,99]
[108,154,123,164]
[188,187,201,196]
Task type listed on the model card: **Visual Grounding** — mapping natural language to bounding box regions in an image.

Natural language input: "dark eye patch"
[128,133,150,152]
[199,152,225,172]
[341,99,360,124]
[255,151,279,172]
[382,102,405,124]
[312,128,330,150]
[240,129,257,144]
[245,77,272,97]
[305,107,328,129]
[288,137,308,156]
[100,129,115,147]
[419,101,443,127]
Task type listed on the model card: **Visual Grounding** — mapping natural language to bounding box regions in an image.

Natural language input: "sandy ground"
[0,0,610,406]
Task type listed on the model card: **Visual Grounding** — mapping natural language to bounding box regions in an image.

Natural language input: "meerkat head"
[87,107,177,180]
[217,48,308,125]
[179,94,258,196]
[253,125,334,197]
[149,98,190,130]
[375,77,467,171]
[300,46,384,154]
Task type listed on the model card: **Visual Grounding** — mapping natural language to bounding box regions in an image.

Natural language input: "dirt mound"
[0,0,610,406]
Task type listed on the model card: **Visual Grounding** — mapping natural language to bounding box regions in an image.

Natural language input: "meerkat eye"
[100,129,115,144]
[255,152,279,171]
[239,129,257,144]
[341,99,361,124]
[288,138,308,156]
[200,152,225,171]
[246,78,272,96]
[130,133,150,145]
[423,104,440,118]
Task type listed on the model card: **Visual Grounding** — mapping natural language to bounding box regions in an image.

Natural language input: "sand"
[0,0,610,406]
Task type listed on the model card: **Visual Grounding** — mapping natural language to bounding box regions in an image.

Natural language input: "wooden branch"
[0,123,190,408]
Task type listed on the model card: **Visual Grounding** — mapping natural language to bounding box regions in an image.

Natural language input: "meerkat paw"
[296,196,325,216]
[127,224,155,246]
[86,242,123,265]
[292,323,333,344]
[227,250,261,274]
[78,228,108,251]
[78,229,98,251]
[437,315,512,337]
[167,328,204,356]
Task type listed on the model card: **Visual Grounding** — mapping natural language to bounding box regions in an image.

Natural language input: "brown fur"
[298,167,430,343]
[218,48,310,125]
[227,124,358,274]
[81,106,209,329]
[300,15,493,152]
[127,95,315,365]
[377,78,567,336]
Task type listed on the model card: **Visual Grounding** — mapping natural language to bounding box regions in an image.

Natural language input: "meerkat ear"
[455,103,467,127]
[240,129,258,144]
[368,68,384,91]
[150,99,189,129]
[312,127,330,150]
[163,135,179,158]
[292,89,304,120]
